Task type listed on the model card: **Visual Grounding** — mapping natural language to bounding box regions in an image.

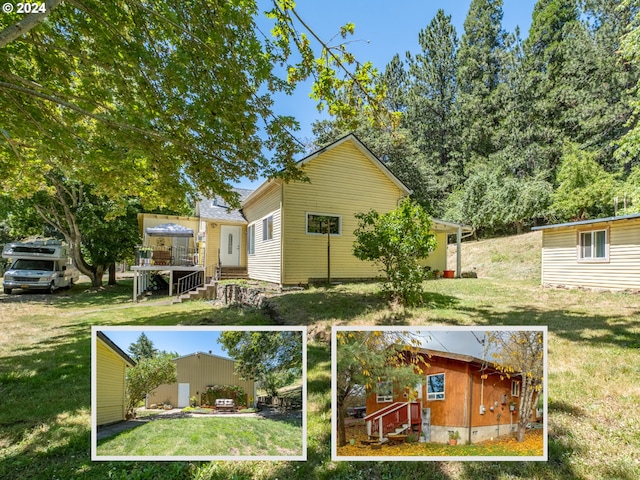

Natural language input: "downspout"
[280,182,284,287]
[468,366,473,445]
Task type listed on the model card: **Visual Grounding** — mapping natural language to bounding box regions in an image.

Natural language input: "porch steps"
[173,282,217,304]
[219,267,248,280]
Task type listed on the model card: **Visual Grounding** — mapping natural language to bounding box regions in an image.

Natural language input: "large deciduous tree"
[487,330,544,443]
[336,330,425,447]
[218,331,302,397]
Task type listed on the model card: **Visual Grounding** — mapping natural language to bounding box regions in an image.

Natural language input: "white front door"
[178,383,190,408]
[220,225,241,266]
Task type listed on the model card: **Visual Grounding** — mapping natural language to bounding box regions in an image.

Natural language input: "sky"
[238,0,538,189]
[418,330,490,359]
[101,328,230,359]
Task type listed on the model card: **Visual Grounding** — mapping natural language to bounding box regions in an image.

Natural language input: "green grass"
[1,234,640,479]
[96,416,303,457]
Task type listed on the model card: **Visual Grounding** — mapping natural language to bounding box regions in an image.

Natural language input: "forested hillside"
[313,0,640,236]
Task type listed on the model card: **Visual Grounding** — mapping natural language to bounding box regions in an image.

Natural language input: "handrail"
[365,402,420,442]
[176,269,205,296]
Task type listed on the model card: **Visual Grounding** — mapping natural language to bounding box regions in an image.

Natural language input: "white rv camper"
[2,240,80,294]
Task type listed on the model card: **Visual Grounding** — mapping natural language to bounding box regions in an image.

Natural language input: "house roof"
[242,133,413,206]
[173,351,235,362]
[196,188,254,223]
[97,331,136,367]
[531,212,640,231]
[431,218,474,234]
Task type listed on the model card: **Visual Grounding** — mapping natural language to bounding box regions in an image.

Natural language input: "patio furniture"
[152,250,171,266]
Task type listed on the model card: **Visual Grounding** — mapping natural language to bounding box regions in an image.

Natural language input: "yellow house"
[149,352,256,408]
[136,134,470,290]
[95,331,136,426]
[532,213,640,291]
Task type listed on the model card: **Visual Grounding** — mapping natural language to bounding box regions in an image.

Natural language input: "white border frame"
[92,325,307,462]
[331,325,548,462]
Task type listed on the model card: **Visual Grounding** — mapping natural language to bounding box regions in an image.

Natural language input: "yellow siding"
[423,232,447,271]
[149,354,255,407]
[541,218,640,290]
[280,141,407,284]
[96,339,128,426]
[243,183,282,284]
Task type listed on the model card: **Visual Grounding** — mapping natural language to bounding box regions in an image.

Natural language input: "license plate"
[21,285,29,289]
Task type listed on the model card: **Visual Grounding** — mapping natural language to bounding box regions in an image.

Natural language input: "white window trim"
[262,215,273,242]
[511,380,520,397]
[376,381,393,403]
[426,373,445,401]
[576,227,609,263]
[305,212,342,236]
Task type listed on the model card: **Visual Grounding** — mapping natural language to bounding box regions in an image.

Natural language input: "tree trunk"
[337,400,347,447]
[108,263,117,285]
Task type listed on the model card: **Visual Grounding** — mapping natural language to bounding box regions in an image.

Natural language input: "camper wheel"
[47,282,55,294]
[3,288,11,295]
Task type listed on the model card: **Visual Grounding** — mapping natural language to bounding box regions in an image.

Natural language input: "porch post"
[456,226,462,278]
[133,270,138,303]
[169,270,174,296]
[379,416,383,443]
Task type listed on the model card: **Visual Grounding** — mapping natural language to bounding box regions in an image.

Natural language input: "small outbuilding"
[95,331,136,426]
[532,213,640,291]
[149,352,256,408]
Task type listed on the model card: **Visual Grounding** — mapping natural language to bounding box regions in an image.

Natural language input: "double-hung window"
[263,216,273,241]
[511,380,520,397]
[426,373,445,401]
[578,229,608,261]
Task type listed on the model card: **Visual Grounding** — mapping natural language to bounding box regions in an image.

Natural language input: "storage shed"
[149,352,256,408]
[532,213,640,291]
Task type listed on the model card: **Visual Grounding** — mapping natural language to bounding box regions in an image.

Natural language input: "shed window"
[307,213,341,235]
[511,380,520,397]
[578,229,608,261]
[427,373,445,401]
[376,381,393,403]
[263,216,273,241]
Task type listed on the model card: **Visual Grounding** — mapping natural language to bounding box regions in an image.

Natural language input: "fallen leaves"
[336,423,544,457]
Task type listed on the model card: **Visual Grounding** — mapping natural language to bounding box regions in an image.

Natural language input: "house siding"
[243,182,283,284]
[96,339,129,426]
[365,353,528,444]
[540,217,640,290]
[149,353,255,408]
[281,141,406,285]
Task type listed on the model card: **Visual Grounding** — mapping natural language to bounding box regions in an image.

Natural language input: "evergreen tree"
[128,333,158,362]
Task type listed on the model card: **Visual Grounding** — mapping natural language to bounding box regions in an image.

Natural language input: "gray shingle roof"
[196,188,254,222]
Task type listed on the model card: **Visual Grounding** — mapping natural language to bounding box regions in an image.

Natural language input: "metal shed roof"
[531,213,640,231]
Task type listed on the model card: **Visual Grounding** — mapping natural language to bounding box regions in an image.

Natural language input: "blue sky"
[101,329,230,359]
[238,0,538,189]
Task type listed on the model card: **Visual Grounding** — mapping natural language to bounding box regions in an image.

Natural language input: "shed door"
[178,383,190,408]
[219,226,241,266]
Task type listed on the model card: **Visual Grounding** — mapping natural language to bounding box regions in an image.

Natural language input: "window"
[511,380,520,397]
[306,213,341,235]
[376,381,393,403]
[427,373,445,400]
[227,233,233,255]
[247,224,255,255]
[262,216,273,241]
[578,229,608,261]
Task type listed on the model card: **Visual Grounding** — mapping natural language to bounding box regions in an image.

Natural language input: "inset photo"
[332,326,547,461]
[92,325,306,461]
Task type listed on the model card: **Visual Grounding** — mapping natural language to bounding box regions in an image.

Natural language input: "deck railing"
[176,264,218,296]
[135,246,202,267]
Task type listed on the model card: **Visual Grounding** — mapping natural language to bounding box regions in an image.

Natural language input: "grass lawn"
[1,232,640,479]
[96,415,303,457]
